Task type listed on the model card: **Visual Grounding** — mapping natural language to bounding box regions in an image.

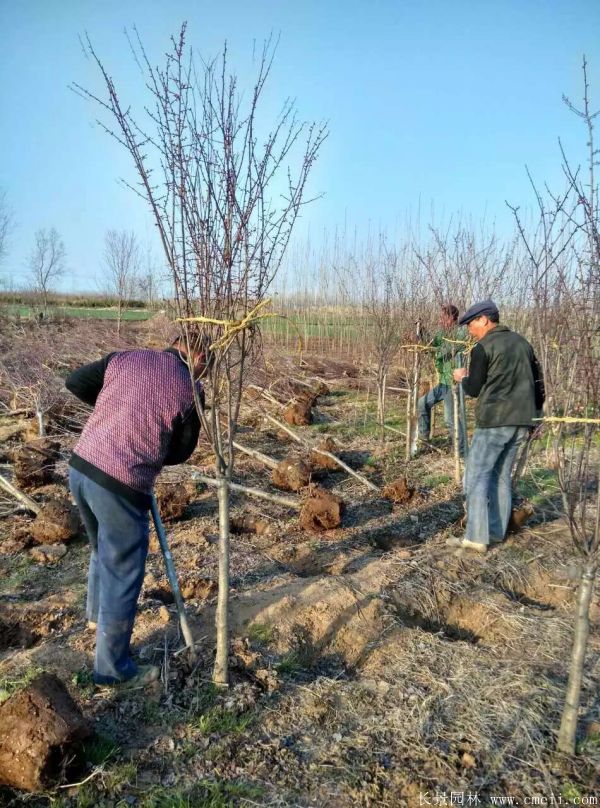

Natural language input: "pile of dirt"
[289,380,329,399]
[29,544,68,564]
[13,439,60,490]
[180,576,217,601]
[30,499,80,544]
[310,437,340,472]
[154,479,197,521]
[508,501,534,532]
[299,486,345,532]
[230,515,274,537]
[382,476,415,504]
[283,398,314,426]
[271,456,311,492]
[0,673,90,791]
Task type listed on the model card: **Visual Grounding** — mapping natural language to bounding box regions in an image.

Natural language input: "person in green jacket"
[448,300,545,552]
[416,303,467,455]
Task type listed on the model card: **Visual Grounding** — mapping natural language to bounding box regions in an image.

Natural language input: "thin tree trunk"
[232,440,278,470]
[453,384,461,483]
[405,381,413,460]
[557,561,597,753]
[406,322,422,460]
[429,405,436,439]
[36,409,45,437]
[213,474,231,687]
[263,413,380,492]
[0,474,40,514]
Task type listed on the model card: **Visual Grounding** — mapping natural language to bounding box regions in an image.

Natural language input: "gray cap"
[458,299,499,326]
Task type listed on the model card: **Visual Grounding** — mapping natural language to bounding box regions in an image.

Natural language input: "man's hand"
[453,368,467,383]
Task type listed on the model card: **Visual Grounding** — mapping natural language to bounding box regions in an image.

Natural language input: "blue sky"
[1,0,599,292]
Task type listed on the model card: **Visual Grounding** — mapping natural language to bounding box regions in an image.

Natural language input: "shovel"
[150,495,196,660]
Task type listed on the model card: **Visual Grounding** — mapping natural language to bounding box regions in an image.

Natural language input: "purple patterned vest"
[73,349,197,494]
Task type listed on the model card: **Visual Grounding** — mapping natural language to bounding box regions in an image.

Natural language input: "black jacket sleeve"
[532,353,545,412]
[65,353,115,407]
[461,343,488,398]
[163,388,205,466]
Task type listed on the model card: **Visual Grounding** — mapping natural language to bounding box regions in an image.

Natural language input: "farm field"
[0,317,598,807]
[2,305,153,321]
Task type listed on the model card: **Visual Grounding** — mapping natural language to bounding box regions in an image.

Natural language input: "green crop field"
[3,304,153,321]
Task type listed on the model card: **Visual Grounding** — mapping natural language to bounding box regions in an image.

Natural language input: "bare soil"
[0,321,598,806]
[0,673,90,792]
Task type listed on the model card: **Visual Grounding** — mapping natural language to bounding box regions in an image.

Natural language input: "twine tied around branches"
[534,416,600,425]
[178,299,303,353]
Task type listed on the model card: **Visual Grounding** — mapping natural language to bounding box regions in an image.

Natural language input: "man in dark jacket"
[66,335,207,686]
[447,300,544,552]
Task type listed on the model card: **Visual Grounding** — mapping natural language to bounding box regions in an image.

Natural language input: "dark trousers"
[69,467,149,684]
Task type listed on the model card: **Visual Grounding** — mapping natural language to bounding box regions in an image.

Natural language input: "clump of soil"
[154,480,197,521]
[299,486,344,532]
[382,477,415,504]
[508,501,534,532]
[29,544,68,564]
[231,515,274,537]
[0,673,90,791]
[30,499,80,544]
[271,456,311,492]
[310,437,340,472]
[180,576,217,601]
[283,398,314,426]
[289,380,329,399]
[13,439,60,490]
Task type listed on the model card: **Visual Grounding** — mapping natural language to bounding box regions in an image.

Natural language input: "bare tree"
[104,229,140,332]
[0,189,14,268]
[29,227,66,315]
[510,57,599,755]
[0,331,66,436]
[137,246,163,311]
[74,25,326,685]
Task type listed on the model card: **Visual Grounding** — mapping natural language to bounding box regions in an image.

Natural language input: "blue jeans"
[417,383,466,455]
[464,426,528,545]
[69,467,149,684]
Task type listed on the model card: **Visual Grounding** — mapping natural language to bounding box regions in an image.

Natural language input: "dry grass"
[0,320,598,806]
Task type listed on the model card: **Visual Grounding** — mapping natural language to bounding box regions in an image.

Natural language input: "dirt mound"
[231,515,274,537]
[310,437,340,471]
[289,379,329,399]
[180,576,217,601]
[272,456,311,492]
[0,673,90,791]
[29,543,68,564]
[241,570,388,668]
[299,486,344,533]
[154,479,197,521]
[30,499,80,544]
[13,439,60,490]
[283,399,313,426]
[508,501,534,532]
[382,477,415,504]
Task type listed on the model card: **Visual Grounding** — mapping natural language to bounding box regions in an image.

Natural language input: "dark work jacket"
[462,325,545,428]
